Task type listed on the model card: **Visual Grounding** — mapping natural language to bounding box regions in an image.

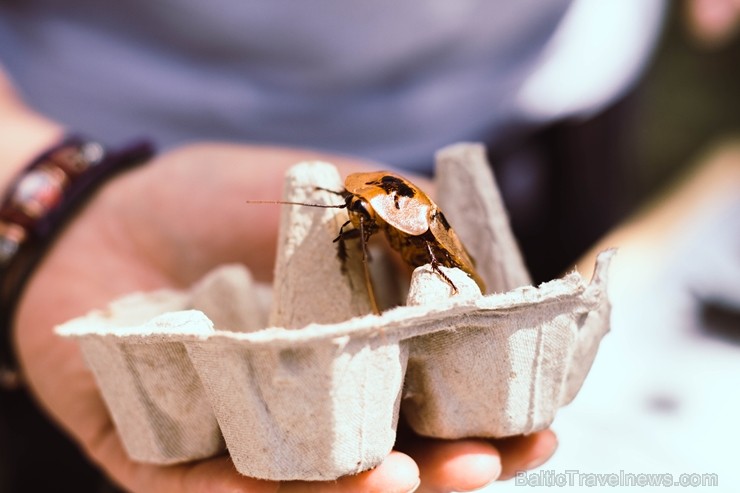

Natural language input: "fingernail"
[405,478,421,493]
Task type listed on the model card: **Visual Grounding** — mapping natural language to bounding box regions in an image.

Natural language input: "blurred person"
[0,0,704,492]
[685,0,740,47]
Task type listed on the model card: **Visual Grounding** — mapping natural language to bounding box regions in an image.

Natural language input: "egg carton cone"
[57,143,613,480]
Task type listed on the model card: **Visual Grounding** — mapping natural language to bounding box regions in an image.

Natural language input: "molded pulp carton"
[57,143,613,480]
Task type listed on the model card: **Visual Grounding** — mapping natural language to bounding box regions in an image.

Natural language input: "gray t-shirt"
[0,0,664,170]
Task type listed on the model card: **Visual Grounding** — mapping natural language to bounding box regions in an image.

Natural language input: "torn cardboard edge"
[57,254,610,346]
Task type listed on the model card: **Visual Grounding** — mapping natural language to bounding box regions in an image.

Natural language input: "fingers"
[399,430,557,492]
[405,438,502,493]
[85,426,555,493]
[278,452,420,493]
[89,426,419,493]
[495,429,558,481]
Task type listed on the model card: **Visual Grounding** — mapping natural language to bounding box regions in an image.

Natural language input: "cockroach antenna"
[245,199,346,209]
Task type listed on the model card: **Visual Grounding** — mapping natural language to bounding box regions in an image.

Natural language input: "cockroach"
[251,171,486,314]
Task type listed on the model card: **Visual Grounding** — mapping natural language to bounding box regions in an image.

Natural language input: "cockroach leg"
[314,186,345,196]
[332,220,358,243]
[333,218,379,314]
[359,216,381,314]
[333,220,359,273]
[425,241,459,294]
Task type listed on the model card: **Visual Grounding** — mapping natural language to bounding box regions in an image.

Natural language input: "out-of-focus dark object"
[699,300,740,344]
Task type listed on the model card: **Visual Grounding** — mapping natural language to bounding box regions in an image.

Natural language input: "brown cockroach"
[252,171,485,313]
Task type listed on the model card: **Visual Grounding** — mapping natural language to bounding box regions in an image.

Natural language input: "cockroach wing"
[344,171,388,193]
[367,192,431,236]
[346,171,434,236]
[428,209,487,292]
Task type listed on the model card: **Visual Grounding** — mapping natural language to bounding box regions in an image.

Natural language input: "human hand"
[13,142,556,492]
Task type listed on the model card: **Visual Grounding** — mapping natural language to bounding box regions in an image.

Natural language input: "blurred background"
[633,0,739,206]
[488,1,740,491]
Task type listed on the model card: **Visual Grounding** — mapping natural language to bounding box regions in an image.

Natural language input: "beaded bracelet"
[0,136,155,389]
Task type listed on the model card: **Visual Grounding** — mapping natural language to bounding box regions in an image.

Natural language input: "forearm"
[0,68,64,186]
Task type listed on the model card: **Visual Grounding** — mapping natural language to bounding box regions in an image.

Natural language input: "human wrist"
[0,104,65,189]
[0,135,156,387]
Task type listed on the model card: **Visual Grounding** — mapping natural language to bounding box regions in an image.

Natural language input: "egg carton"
[57,143,613,481]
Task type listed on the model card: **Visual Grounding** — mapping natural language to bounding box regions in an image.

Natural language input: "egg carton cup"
[57,143,614,481]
